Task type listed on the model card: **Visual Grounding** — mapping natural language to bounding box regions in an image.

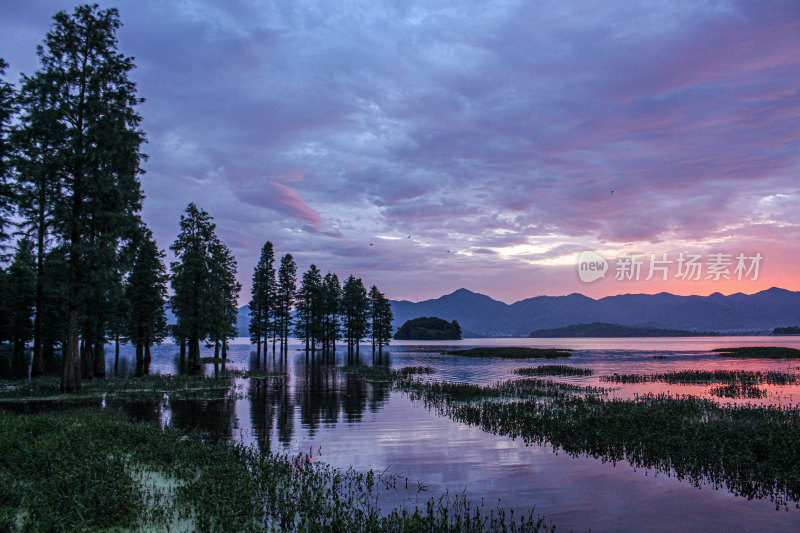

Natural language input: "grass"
[0,410,553,532]
[601,369,798,385]
[444,347,572,359]
[397,377,800,508]
[0,374,234,402]
[713,347,800,358]
[515,365,593,377]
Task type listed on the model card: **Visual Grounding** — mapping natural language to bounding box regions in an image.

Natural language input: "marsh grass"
[515,365,593,377]
[713,347,800,358]
[398,378,800,508]
[0,410,553,532]
[601,370,798,385]
[341,365,436,381]
[708,382,768,399]
[444,348,572,359]
[0,374,235,402]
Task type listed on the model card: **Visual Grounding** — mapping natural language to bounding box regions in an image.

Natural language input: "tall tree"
[0,58,16,251]
[368,285,393,358]
[295,264,322,356]
[24,6,146,391]
[170,203,216,369]
[249,241,276,360]
[2,239,36,371]
[208,236,240,360]
[275,254,296,357]
[126,226,168,374]
[341,275,369,359]
[321,272,342,357]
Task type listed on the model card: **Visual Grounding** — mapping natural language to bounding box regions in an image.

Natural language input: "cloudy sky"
[2,0,799,303]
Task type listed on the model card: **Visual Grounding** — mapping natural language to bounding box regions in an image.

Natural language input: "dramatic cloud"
[2,0,799,302]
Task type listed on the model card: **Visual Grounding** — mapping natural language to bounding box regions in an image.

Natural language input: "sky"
[2,0,799,304]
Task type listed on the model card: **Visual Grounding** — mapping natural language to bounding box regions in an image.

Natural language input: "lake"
[9,336,800,532]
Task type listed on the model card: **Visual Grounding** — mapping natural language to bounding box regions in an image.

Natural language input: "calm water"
[7,336,800,532]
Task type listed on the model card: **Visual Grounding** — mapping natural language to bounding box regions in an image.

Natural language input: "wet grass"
[0,374,234,402]
[398,378,800,508]
[601,369,798,385]
[444,348,572,359]
[398,377,606,404]
[515,365,593,377]
[0,410,553,532]
[713,347,800,358]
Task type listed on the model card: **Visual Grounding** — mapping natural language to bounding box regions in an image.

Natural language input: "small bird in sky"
[610,189,615,195]
[407,235,411,239]
[369,243,373,246]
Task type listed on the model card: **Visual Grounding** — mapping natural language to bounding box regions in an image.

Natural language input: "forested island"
[529,322,719,338]
[394,316,462,340]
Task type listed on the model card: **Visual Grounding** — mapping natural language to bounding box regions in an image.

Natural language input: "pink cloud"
[267,182,322,227]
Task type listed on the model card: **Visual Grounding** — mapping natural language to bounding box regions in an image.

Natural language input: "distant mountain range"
[389,287,800,337]
[172,287,800,338]
[528,323,718,338]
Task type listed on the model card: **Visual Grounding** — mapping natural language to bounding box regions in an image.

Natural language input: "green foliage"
[395,316,460,340]
[445,347,572,359]
[126,226,168,349]
[1,240,36,360]
[601,369,798,385]
[170,204,240,362]
[275,253,297,349]
[342,275,369,353]
[248,241,276,349]
[295,264,323,349]
[368,285,393,350]
[321,272,342,350]
[0,58,17,249]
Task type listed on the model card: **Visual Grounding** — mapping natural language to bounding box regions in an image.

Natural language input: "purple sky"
[3,1,800,303]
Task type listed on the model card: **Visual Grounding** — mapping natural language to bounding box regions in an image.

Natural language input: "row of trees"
[0,5,394,391]
[249,242,394,362]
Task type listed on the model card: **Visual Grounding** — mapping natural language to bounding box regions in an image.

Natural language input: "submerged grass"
[713,347,800,358]
[601,369,798,385]
[398,377,800,508]
[0,374,234,402]
[0,410,553,532]
[515,365,593,377]
[444,348,572,359]
[708,382,768,399]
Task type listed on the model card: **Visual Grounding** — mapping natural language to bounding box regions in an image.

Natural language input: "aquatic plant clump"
[0,411,554,532]
[708,382,768,399]
[444,347,572,359]
[341,365,436,381]
[713,347,800,358]
[600,369,798,385]
[398,378,800,508]
[515,365,593,377]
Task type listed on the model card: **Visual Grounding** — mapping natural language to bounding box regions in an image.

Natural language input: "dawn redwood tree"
[208,236,240,360]
[25,6,146,391]
[170,203,216,369]
[321,272,342,357]
[249,241,276,360]
[126,226,168,373]
[368,285,393,357]
[341,275,369,358]
[0,58,16,251]
[275,253,296,357]
[295,264,323,356]
[3,239,36,370]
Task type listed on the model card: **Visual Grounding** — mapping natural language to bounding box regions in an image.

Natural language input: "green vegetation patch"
[515,365,593,377]
[0,410,553,532]
[341,365,436,382]
[713,347,800,358]
[708,382,768,399]
[445,347,572,359]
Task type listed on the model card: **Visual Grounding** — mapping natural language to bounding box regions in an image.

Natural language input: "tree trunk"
[214,340,220,359]
[180,338,186,362]
[222,339,227,360]
[114,335,120,375]
[189,336,201,369]
[81,336,94,379]
[62,309,81,392]
[144,342,152,375]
